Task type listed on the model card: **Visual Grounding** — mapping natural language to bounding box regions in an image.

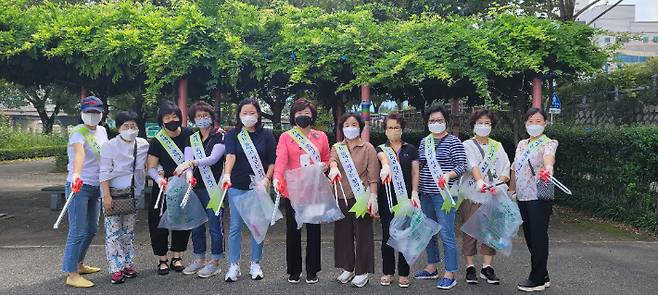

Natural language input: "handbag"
[528,159,554,201]
[105,141,138,216]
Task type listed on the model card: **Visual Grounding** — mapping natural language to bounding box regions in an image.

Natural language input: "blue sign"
[550,92,561,109]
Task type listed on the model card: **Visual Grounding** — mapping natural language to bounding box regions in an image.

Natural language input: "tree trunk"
[132,90,147,138]
[270,99,284,130]
[332,94,345,141]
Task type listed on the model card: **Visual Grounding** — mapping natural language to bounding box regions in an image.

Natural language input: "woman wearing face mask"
[510,108,558,292]
[460,109,510,286]
[221,98,276,282]
[272,98,331,285]
[62,96,109,288]
[99,111,149,285]
[375,113,420,288]
[328,112,379,288]
[414,105,467,290]
[146,101,194,275]
[172,102,226,278]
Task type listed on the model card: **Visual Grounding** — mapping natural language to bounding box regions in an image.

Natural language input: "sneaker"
[414,269,440,280]
[122,267,138,278]
[225,264,241,282]
[305,273,318,284]
[197,263,221,278]
[182,261,206,275]
[465,266,478,284]
[437,277,457,290]
[544,276,551,288]
[480,266,500,284]
[288,273,301,284]
[351,274,369,288]
[249,262,264,280]
[65,276,94,288]
[336,270,354,284]
[111,272,125,284]
[517,279,546,292]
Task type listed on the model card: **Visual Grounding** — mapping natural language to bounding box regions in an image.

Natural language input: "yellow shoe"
[79,265,101,274]
[66,276,95,288]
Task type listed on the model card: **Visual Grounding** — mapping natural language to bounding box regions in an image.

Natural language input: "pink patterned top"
[513,137,558,201]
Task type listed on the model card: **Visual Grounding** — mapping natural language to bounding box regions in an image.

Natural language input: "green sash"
[190,132,223,214]
[71,124,101,158]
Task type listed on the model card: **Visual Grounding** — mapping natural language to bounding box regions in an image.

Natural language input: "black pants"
[285,199,321,275]
[377,189,410,276]
[518,200,553,283]
[148,185,191,256]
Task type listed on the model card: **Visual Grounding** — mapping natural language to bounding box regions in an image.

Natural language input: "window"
[641,36,649,43]
[653,36,658,43]
[604,37,611,43]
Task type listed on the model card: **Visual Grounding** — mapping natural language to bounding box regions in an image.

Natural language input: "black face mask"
[163,120,181,132]
[295,115,312,128]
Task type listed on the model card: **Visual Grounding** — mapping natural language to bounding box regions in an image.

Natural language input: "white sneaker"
[336,270,354,284]
[249,262,263,280]
[224,263,241,282]
[351,274,369,288]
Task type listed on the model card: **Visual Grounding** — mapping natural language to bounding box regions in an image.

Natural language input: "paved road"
[1,159,656,295]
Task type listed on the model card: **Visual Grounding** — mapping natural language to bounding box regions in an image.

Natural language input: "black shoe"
[517,279,546,292]
[544,276,550,288]
[157,259,170,276]
[480,266,500,284]
[306,273,319,284]
[465,266,478,284]
[288,273,301,284]
[170,257,184,272]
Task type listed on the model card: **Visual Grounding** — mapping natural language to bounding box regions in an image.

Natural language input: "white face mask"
[119,129,138,142]
[240,115,258,128]
[473,124,491,137]
[342,127,360,140]
[428,122,446,134]
[526,124,545,137]
[81,112,102,126]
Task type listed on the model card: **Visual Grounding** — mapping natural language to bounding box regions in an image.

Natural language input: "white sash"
[335,143,365,194]
[514,135,549,175]
[237,128,266,182]
[287,127,321,164]
[155,129,185,165]
[423,135,455,205]
[380,144,409,202]
[190,132,222,213]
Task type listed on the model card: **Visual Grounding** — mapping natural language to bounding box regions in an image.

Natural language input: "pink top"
[274,129,331,196]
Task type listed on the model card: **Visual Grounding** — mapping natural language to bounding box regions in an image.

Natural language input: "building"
[0,104,77,134]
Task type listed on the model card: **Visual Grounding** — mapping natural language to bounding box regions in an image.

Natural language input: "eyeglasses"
[428,119,445,124]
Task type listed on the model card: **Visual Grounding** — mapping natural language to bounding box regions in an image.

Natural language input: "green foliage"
[0,145,66,161]
[0,116,66,149]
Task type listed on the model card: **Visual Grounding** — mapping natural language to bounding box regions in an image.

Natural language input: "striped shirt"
[418,134,468,194]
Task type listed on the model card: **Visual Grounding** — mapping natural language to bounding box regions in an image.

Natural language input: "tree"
[0,81,75,134]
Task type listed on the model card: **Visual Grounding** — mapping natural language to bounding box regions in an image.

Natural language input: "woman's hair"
[384,112,406,129]
[423,105,449,124]
[469,108,497,129]
[189,101,215,122]
[157,101,182,126]
[234,98,263,130]
[523,107,548,122]
[115,111,139,128]
[289,98,317,125]
[338,112,364,132]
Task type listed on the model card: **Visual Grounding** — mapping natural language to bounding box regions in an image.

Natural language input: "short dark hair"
[234,98,263,130]
[115,111,139,128]
[424,105,449,124]
[384,112,406,129]
[469,108,497,129]
[189,101,215,122]
[338,112,364,132]
[289,98,317,125]
[157,101,182,126]
[523,107,547,122]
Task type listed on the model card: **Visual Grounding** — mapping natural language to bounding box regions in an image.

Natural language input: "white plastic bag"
[233,180,282,244]
[286,164,344,229]
[158,175,208,231]
[387,208,441,266]
[460,188,522,256]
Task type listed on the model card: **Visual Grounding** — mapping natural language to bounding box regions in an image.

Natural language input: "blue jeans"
[62,182,101,273]
[227,188,263,264]
[191,188,225,261]
[420,192,459,273]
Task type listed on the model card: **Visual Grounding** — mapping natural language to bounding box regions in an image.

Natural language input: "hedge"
[0,146,66,161]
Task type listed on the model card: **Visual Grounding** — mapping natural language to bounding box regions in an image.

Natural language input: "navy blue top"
[417,134,467,194]
[224,127,276,190]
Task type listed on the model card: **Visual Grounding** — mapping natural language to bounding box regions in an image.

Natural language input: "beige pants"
[460,199,496,256]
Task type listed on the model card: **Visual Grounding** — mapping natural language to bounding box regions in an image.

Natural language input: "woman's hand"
[102,195,112,211]
[261,177,271,191]
[174,161,194,176]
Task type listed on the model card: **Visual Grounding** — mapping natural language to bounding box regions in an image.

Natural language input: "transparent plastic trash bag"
[233,178,283,244]
[158,175,208,231]
[285,164,344,229]
[460,187,522,256]
[387,208,441,266]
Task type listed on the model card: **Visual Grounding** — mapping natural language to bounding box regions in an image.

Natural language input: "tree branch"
[574,0,602,19]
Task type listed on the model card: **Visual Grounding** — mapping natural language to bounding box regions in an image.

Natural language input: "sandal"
[157,259,169,276]
[170,257,184,272]
[398,276,410,288]
[380,275,392,286]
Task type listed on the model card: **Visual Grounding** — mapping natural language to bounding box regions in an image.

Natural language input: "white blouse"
[99,136,149,196]
[461,138,511,204]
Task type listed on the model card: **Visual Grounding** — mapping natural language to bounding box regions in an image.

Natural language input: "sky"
[600,0,658,21]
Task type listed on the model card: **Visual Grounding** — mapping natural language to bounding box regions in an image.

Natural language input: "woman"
[62,96,109,288]
[174,102,226,278]
[221,98,276,282]
[414,105,467,290]
[460,109,510,285]
[328,112,379,288]
[375,113,420,288]
[99,111,149,284]
[272,99,331,285]
[511,108,558,292]
[146,101,194,275]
